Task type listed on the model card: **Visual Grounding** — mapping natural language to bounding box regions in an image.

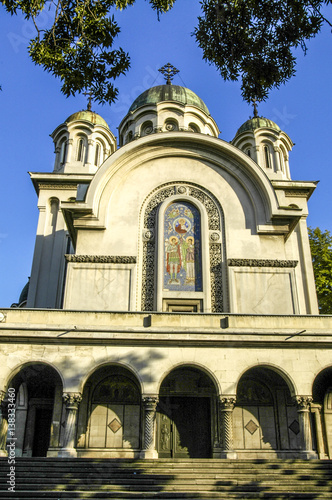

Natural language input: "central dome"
[129,85,210,115]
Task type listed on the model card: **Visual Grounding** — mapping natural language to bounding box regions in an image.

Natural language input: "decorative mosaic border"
[65,255,137,264]
[141,183,225,312]
[228,259,298,268]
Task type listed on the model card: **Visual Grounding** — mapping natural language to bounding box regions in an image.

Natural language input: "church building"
[1,65,332,462]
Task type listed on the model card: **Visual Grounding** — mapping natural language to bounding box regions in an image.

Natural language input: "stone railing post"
[58,392,82,458]
[219,395,237,459]
[140,395,159,459]
[294,396,316,459]
[0,390,8,456]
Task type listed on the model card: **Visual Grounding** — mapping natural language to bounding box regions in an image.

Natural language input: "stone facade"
[1,83,331,460]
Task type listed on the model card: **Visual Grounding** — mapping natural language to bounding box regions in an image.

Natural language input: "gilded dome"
[128,85,210,115]
[65,110,110,129]
[235,117,281,137]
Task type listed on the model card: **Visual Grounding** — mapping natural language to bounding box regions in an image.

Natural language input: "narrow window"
[247,148,251,158]
[60,141,67,164]
[264,146,271,168]
[94,143,100,166]
[77,138,85,162]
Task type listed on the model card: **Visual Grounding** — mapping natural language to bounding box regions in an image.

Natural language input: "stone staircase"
[1,458,332,499]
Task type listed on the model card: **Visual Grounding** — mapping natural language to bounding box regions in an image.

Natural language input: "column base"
[220,450,238,459]
[299,450,318,459]
[139,449,158,459]
[0,450,8,457]
[58,447,78,458]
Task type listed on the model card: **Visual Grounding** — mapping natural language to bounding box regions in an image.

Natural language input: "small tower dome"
[51,109,116,174]
[232,115,294,180]
[118,69,219,147]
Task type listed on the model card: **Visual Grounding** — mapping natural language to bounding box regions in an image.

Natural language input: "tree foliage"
[1,0,331,104]
[308,227,332,314]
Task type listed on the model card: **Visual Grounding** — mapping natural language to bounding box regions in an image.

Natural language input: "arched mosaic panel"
[140,183,225,312]
[164,202,202,291]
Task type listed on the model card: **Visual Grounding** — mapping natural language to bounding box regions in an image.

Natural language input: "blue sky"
[0,1,331,307]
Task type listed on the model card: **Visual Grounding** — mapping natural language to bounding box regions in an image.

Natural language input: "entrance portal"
[157,396,211,458]
[157,367,216,458]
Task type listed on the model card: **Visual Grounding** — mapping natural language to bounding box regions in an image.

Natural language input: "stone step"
[0,492,332,500]
[1,458,332,499]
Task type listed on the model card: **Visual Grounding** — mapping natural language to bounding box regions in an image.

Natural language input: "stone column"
[58,392,82,458]
[311,403,328,459]
[140,395,159,459]
[294,396,317,459]
[86,139,94,166]
[0,390,8,457]
[219,396,237,459]
[66,138,74,164]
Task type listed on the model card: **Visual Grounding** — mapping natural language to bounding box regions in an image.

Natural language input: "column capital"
[293,396,313,410]
[0,390,6,404]
[62,392,82,409]
[218,395,236,410]
[142,395,159,411]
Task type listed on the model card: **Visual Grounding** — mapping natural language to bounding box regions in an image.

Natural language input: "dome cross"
[158,63,179,85]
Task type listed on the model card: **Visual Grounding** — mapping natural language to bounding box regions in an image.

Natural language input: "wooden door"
[157,397,211,458]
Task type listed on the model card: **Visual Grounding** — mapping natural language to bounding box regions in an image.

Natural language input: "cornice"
[65,255,137,264]
[228,259,298,268]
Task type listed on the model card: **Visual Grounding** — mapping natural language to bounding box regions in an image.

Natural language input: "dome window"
[141,121,154,136]
[94,142,103,167]
[264,145,271,169]
[164,119,178,132]
[76,137,86,162]
[125,131,133,144]
[189,123,200,133]
[247,148,251,158]
[60,140,67,165]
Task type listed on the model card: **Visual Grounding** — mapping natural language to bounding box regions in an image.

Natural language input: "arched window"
[76,137,85,162]
[125,131,133,144]
[164,119,178,132]
[141,121,153,136]
[60,140,67,164]
[247,148,251,158]
[279,150,285,172]
[188,123,200,133]
[264,145,271,168]
[94,142,104,166]
[88,374,141,449]
[164,202,202,292]
[49,198,59,231]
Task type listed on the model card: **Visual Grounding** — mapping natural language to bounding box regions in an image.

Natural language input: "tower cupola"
[51,109,116,174]
[232,116,294,180]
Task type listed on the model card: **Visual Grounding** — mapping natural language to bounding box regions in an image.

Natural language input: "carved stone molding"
[140,182,224,312]
[65,255,137,264]
[142,229,154,242]
[228,258,298,268]
[38,183,78,191]
[210,231,221,242]
[285,191,310,198]
[176,185,188,195]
